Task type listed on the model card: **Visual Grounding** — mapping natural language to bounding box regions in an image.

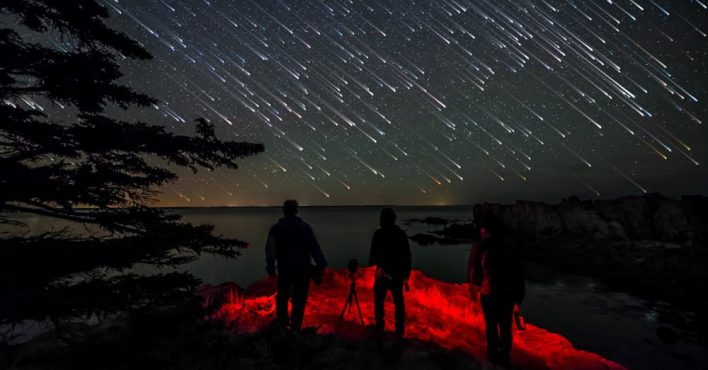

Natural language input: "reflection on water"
[523,264,708,370]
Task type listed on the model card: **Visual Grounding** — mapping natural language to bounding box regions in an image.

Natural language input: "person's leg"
[391,279,405,336]
[276,273,292,329]
[290,272,311,331]
[480,294,500,362]
[374,278,388,331]
[497,297,515,367]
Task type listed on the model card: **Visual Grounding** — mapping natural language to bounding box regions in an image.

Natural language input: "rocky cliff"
[473,193,708,244]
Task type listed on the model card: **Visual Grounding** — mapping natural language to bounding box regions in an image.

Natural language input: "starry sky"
[98,0,707,206]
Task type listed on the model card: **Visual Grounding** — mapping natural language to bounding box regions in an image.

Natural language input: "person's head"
[478,214,504,239]
[380,207,396,227]
[283,199,298,217]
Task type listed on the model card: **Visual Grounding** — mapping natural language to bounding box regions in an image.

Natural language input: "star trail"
[72,0,708,205]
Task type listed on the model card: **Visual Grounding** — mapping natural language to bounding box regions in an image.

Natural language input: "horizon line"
[153,192,706,209]
[155,204,477,209]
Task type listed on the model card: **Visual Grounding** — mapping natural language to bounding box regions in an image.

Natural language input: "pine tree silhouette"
[0,0,264,333]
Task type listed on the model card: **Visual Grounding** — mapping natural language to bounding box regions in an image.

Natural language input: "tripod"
[338,274,365,325]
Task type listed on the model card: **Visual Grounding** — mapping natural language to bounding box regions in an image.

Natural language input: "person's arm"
[306,224,327,268]
[265,227,276,276]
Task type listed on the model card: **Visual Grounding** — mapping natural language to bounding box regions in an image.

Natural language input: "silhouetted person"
[266,200,327,332]
[368,208,411,337]
[467,215,525,368]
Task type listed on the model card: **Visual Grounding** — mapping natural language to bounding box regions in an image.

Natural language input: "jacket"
[265,216,327,275]
[467,236,525,303]
[368,225,412,280]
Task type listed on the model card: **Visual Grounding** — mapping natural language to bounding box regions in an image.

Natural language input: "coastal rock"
[473,193,707,244]
[649,196,692,242]
[682,195,708,244]
[404,217,450,225]
[607,221,629,241]
[433,222,478,240]
[556,200,610,239]
[611,196,652,239]
[409,233,466,245]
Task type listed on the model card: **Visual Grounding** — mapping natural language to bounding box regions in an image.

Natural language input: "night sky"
[94,0,707,206]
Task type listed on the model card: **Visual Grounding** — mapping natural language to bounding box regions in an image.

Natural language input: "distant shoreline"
[158,204,477,209]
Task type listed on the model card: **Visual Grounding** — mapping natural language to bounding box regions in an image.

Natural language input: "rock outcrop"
[473,193,708,244]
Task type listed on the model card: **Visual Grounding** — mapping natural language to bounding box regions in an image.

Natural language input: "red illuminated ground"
[200,267,625,370]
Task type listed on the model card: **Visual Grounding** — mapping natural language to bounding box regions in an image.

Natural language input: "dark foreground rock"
[4,321,483,370]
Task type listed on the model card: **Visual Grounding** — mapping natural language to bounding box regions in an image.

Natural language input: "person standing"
[368,208,412,337]
[467,215,525,368]
[265,200,327,332]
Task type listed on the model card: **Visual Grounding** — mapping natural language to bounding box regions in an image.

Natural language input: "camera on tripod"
[339,258,364,325]
[347,258,359,276]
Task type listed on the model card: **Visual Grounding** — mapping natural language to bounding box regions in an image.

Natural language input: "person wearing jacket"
[265,199,327,332]
[467,215,525,368]
[368,207,412,337]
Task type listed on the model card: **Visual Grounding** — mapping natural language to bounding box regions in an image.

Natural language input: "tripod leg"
[339,293,352,320]
[348,282,355,314]
[352,290,365,325]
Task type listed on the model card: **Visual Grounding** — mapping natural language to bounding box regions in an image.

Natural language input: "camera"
[347,258,359,275]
